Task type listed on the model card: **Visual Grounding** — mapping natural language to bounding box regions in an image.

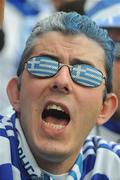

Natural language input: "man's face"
[17,32,106,171]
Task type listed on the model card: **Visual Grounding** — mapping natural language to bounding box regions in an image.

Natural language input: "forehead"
[31,31,105,66]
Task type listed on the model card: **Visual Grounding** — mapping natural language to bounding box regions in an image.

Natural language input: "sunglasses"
[25,56,106,88]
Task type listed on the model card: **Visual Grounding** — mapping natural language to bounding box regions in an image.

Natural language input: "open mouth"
[42,104,70,130]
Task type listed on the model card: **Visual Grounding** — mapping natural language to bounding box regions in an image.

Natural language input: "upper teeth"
[46,104,64,112]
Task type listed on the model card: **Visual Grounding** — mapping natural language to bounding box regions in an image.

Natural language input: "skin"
[7,32,117,174]
[107,28,120,119]
[51,0,65,10]
[0,0,4,28]
[112,59,120,118]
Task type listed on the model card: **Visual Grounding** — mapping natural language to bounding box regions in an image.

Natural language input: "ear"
[96,93,118,125]
[7,77,20,112]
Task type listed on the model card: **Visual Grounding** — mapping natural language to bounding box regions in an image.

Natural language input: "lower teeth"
[43,121,65,130]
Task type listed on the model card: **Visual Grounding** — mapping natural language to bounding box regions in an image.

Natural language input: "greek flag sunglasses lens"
[26,56,105,88]
[27,56,58,77]
[71,64,105,87]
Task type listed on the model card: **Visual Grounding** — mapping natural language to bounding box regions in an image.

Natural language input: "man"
[0,11,120,179]
[85,0,120,143]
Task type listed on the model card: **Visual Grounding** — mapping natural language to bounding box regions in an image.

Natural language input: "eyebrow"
[33,54,96,67]
[71,58,96,68]
[36,54,59,61]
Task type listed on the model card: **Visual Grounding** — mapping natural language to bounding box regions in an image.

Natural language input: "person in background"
[85,0,120,143]
[0,10,120,179]
[0,0,4,28]
[0,27,4,52]
[58,0,85,14]
[0,0,5,51]
[51,0,78,11]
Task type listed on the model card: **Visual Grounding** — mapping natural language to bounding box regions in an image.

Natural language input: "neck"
[35,152,80,175]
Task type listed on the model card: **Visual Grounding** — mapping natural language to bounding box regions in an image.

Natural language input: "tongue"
[44,116,68,126]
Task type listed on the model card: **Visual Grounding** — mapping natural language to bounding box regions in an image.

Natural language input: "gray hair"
[17,11,115,92]
[115,42,120,59]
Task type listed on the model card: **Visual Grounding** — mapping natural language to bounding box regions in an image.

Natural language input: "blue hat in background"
[85,0,120,28]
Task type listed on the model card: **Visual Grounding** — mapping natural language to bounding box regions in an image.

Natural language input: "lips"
[42,103,70,130]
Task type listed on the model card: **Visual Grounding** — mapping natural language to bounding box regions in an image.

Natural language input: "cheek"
[20,78,48,103]
[18,81,41,119]
[71,89,103,147]
[18,79,44,133]
[74,88,103,125]
[75,88,103,110]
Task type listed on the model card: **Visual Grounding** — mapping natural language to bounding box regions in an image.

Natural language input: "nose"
[50,66,73,94]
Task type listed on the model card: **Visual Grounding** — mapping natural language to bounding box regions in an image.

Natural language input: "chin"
[34,142,71,163]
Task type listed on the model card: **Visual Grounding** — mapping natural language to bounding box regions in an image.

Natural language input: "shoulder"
[0,113,18,160]
[0,113,17,139]
[82,136,120,179]
[0,114,3,119]
[93,125,120,143]
[83,136,120,157]
[0,114,24,180]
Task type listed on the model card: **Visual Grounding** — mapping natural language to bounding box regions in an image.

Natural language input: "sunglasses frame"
[25,56,106,88]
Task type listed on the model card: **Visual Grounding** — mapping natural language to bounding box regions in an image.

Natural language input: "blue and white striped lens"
[72,64,104,87]
[26,56,105,88]
[27,56,58,77]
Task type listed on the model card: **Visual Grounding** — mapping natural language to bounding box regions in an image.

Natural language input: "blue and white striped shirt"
[0,113,120,180]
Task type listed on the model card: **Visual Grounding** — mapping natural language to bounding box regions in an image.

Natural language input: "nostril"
[53,85,58,90]
[64,87,69,92]
[52,84,69,94]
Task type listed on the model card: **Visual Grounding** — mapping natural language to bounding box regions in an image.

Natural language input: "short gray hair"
[115,42,120,59]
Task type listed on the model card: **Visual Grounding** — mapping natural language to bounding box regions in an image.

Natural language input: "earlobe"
[96,93,118,125]
[7,77,20,112]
